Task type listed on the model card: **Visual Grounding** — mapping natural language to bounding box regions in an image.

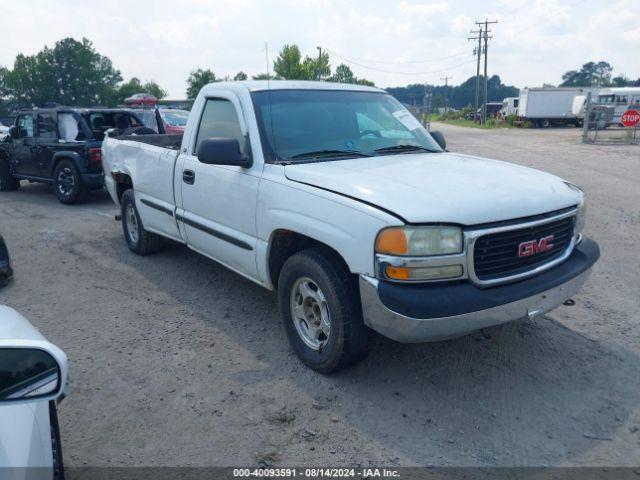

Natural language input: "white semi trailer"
[518,87,592,127]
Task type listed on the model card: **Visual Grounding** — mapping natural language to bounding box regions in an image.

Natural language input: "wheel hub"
[125,203,139,243]
[57,167,74,195]
[290,277,331,351]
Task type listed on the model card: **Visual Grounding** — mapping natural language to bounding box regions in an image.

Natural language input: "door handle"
[183,169,195,184]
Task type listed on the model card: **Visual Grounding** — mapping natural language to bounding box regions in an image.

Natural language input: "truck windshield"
[251,89,442,163]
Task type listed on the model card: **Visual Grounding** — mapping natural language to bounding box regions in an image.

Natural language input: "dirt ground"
[1,124,639,467]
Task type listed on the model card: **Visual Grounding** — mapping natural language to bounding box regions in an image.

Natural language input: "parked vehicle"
[0,305,69,480]
[124,93,190,134]
[573,87,640,126]
[518,87,592,127]
[102,81,600,373]
[0,235,12,287]
[0,107,145,204]
[500,96,519,117]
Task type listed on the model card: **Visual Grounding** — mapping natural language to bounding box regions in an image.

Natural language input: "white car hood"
[284,152,580,225]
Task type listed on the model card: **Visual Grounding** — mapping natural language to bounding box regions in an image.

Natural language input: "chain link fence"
[581,94,639,145]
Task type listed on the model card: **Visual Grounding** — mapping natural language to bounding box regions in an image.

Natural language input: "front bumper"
[80,172,104,189]
[360,237,600,343]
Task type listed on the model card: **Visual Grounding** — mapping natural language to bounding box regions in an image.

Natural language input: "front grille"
[473,216,575,281]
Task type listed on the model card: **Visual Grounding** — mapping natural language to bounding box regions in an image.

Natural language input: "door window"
[37,113,57,139]
[194,99,245,154]
[17,115,34,138]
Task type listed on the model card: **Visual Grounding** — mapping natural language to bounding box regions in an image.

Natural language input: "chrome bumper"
[359,268,593,343]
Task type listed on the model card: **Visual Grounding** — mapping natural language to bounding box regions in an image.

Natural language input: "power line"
[321,48,470,65]
[468,27,483,122]
[441,76,452,112]
[324,48,476,76]
[474,19,498,124]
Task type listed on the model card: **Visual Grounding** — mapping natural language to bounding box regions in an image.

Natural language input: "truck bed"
[115,134,183,150]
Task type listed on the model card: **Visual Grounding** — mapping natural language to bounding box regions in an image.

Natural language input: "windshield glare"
[251,89,442,162]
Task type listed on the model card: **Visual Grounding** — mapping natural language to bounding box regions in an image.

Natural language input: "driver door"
[176,94,261,281]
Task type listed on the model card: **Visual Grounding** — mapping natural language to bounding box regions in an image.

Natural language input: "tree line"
[1,37,638,113]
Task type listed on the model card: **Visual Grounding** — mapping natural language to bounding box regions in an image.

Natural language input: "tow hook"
[114,214,122,222]
[563,299,576,306]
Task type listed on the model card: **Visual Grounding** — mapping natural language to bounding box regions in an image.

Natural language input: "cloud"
[398,1,449,16]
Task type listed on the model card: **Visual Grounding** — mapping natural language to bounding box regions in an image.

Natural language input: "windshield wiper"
[374,145,439,154]
[287,149,372,161]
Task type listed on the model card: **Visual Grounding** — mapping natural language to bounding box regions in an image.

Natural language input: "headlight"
[376,226,462,256]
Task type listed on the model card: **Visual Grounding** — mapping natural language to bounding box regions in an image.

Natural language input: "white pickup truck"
[102,81,600,373]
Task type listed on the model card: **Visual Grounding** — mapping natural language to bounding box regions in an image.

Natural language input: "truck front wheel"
[120,189,163,255]
[278,248,373,374]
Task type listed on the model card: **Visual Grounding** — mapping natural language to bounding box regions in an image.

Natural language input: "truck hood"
[284,152,581,225]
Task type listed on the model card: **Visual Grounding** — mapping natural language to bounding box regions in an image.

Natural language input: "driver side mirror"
[430,130,446,150]
[8,125,18,140]
[0,345,67,404]
[197,138,252,168]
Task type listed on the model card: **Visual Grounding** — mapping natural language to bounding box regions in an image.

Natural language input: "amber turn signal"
[376,228,408,255]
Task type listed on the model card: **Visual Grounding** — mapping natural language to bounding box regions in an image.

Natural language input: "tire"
[278,248,373,374]
[53,159,89,204]
[120,189,163,255]
[0,158,20,191]
[49,401,65,480]
[540,119,551,128]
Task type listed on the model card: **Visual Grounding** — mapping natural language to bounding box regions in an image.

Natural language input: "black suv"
[0,107,145,204]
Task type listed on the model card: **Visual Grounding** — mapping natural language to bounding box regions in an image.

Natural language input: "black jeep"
[0,107,146,204]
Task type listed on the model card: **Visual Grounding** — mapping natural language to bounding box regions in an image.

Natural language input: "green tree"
[252,73,278,80]
[115,77,167,104]
[1,37,121,107]
[273,44,306,80]
[233,71,248,81]
[330,64,356,83]
[301,50,331,80]
[186,68,218,98]
[329,63,374,86]
[561,61,613,87]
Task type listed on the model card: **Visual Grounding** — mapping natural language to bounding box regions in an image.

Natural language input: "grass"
[430,115,519,129]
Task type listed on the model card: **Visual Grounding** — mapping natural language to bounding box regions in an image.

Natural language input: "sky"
[0,0,638,98]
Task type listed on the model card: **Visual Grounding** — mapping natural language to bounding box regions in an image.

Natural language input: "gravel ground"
[0,124,638,467]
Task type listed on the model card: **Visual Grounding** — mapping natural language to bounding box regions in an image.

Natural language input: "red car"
[124,94,190,134]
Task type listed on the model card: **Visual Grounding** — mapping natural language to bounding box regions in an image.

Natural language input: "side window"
[194,98,245,154]
[17,115,34,138]
[37,113,57,139]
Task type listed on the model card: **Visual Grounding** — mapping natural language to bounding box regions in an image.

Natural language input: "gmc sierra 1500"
[102,81,599,373]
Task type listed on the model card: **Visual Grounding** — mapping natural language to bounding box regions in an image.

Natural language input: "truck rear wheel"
[53,159,89,204]
[120,189,163,255]
[0,158,20,191]
[278,248,373,374]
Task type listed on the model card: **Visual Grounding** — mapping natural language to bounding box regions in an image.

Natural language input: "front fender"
[257,169,402,282]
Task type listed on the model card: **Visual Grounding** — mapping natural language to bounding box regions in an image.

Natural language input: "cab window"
[17,115,34,138]
[194,98,245,154]
[37,113,57,139]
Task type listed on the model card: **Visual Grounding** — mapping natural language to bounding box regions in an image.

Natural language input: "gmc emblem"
[518,235,554,258]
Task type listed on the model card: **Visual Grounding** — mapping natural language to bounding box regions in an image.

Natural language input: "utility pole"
[441,76,452,113]
[468,27,483,123]
[476,19,498,124]
[316,46,322,81]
